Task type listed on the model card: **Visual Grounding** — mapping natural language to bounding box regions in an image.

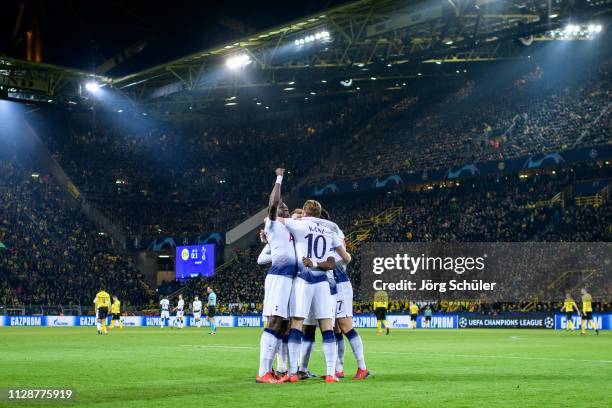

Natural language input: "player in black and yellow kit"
[374,299,389,336]
[409,302,419,329]
[580,288,599,335]
[94,289,111,335]
[108,295,123,330]
[561,292,580,332]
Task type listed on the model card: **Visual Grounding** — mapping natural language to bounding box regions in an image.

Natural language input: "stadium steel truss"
[1,0,610,113]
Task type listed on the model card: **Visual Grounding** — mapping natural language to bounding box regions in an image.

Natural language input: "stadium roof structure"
[1,0,611,113]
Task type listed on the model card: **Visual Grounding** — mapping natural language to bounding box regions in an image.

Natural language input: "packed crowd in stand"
[311,58,611,181]
[34,93,390,240]
[0,142,151,308]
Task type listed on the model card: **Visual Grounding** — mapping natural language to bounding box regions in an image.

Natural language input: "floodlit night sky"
[0,0,350,75]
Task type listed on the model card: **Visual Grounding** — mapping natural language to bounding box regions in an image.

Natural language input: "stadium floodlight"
[85,82,100,93]
[225,54,251,69]
[294,30,331,48]
[565,24,581,34]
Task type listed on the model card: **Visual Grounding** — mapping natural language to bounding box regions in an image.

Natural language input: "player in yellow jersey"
[580,288,599,335]
[108,295,123,330]
[374,299,389,336]
[409,302,419,329]
[94,289,111,335]
[561,291,580,332]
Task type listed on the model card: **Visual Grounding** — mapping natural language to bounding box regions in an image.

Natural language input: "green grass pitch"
[0,327,610,407]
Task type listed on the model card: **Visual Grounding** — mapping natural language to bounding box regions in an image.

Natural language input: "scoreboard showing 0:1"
[175,244,215,279]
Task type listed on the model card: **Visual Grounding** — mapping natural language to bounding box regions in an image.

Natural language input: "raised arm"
[268,168,284,220]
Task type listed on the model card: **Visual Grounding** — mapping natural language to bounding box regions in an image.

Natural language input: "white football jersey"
[177,299,185,311]
[301,217,345,262]
[257,244,272,265]
[300,217,349,288]
[192,300,202,312]
[283,217,341,283]
[160,299,169,310]
[263,218,297,277]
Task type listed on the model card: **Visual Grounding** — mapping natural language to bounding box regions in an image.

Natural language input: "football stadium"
[1,0,611,407]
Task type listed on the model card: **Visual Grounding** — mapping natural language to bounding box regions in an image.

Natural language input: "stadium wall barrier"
[4,314,609,329]
[301,145,612,197]
[0,314,459,328]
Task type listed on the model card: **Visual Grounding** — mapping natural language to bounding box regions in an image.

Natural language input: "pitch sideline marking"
[178,344,612,364]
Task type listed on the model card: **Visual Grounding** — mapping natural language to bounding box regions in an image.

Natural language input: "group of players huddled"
[255,168,369,384]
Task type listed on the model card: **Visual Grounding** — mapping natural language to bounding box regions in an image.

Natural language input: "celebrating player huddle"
[256,168,369,384]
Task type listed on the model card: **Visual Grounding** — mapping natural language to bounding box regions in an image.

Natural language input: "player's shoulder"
[303,216,341,232]
[265,216,288,230]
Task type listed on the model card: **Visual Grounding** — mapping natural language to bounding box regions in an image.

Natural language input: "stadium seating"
[311,60,611,181]
[0,142,151,308]
[33,93,389,240]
